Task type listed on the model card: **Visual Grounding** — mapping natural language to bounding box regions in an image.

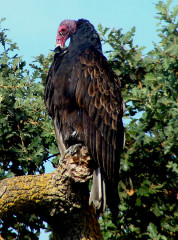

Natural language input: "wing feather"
[71,46,124,184]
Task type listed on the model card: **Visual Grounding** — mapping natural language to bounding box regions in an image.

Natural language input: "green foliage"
[98,1,177,239]
[0,20,52,178]
[0,18,57,239]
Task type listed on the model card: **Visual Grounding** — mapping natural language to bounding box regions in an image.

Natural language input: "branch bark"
[0,144,103,239]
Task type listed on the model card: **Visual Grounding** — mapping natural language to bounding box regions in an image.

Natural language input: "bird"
[45,19,124,220]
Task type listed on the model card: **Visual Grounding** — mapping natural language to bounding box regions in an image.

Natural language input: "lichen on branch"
[0,144,103,239]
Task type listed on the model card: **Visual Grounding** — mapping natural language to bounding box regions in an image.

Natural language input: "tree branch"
[0,144,103,239]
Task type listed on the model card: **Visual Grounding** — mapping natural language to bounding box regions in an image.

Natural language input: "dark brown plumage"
[45,19,124,219]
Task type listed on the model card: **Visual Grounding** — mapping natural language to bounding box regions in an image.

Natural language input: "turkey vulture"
[45,19,124,218]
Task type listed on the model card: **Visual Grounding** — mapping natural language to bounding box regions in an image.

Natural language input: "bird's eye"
[59,27,67,36]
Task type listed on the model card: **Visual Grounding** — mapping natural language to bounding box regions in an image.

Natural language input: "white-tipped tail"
[89,168,106,212]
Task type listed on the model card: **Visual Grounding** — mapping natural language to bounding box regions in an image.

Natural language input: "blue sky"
[1,0,168,65]
[0,0,175,239]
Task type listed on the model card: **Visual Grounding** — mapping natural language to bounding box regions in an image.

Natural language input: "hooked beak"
[56,39,65,48]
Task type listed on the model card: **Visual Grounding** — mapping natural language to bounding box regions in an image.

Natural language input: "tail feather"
[89,168,106,213]
[53,116,66,158]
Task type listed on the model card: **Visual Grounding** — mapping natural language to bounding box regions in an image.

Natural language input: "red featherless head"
[56,20,77,48]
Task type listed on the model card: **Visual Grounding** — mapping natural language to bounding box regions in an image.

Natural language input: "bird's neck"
[69,20,102,54]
